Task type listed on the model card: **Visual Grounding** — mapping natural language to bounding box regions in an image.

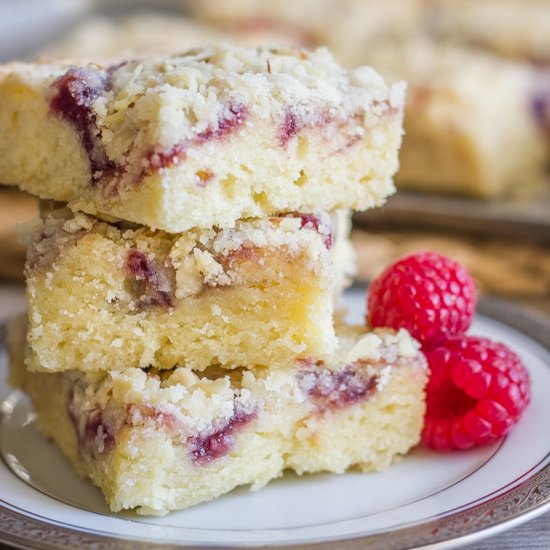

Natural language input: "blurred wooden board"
[351,228,550,314]
[0,188,38,280]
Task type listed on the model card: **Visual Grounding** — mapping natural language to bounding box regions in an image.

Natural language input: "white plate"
[1,289,550,550]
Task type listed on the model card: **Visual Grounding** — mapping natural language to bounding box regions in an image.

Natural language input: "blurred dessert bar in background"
[186,0,424,68]
[361,39,548,198]
[428,0,550,64]
[43,14,231,61]
[43,12,306,62]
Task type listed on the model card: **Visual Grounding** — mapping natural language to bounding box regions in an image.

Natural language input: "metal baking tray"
[354,189,550,244]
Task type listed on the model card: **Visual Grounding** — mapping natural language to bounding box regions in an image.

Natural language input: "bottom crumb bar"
[8,316,427,516]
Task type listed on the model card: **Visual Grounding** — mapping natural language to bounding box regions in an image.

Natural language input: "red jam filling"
[298,362,378,410]
[189,405,256,465]
[50,67,118,184]
[125,249,175,308]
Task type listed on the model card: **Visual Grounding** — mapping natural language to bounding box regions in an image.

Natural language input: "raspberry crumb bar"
[0,45,404,231]
[8,315,427,515]
[22,209,337,373]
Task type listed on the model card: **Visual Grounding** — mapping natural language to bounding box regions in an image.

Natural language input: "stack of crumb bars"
[0,45,427,515]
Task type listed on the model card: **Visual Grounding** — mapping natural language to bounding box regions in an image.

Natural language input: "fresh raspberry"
[422,336,530,451]
[367,252,477,347]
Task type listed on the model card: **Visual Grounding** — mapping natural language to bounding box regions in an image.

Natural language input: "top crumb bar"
[0,45,405,232]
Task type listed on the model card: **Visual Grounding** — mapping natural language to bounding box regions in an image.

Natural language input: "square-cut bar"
[0,45,405,232]
[23,209,337,373]
[8,314,427,515]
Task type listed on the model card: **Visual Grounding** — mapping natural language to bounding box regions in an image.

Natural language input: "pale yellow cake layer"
[8,316,427,515]
[22,209,339,373]
[0,45,404,231]
[363,39,547,198]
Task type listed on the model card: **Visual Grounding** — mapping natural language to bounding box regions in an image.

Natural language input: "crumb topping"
[24,210,333,303]
[63,324,425,461]
[7,45,404,193]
